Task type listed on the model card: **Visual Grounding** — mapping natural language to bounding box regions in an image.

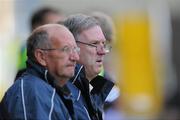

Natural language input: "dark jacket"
[67,82,92,120]
[0,60,75,120]
[70,64,114,120]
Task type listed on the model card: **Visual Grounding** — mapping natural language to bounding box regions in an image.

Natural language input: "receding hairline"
[29,23,73,48]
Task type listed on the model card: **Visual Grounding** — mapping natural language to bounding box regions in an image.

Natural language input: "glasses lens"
[74,47,80,54]
[104,44,112,53]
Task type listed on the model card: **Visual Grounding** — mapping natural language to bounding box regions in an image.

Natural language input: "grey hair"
[91,12,115,43]
[63,14,99,41]
[27,30,51,62]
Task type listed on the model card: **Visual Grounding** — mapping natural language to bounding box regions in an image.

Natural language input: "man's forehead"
[44,13,65,24]
[52,34,75,45]
[48,25,73,39]
[80,26,105,41]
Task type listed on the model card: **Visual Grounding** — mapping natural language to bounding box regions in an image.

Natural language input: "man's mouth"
[67,64,76,68]
[96,60,102,62]
[96,60,103,65]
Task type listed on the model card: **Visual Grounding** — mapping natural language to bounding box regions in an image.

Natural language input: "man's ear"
[34,49,47,66]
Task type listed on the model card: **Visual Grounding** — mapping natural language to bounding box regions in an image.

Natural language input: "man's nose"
[70,52,79,61]
[97,45,106,55]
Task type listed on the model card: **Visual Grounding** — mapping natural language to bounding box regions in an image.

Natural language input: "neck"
[86,73,96,82]
[54,77,69,87]
[84,67,97,82]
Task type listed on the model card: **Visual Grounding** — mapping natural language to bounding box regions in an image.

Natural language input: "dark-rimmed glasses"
[76,40,112,53]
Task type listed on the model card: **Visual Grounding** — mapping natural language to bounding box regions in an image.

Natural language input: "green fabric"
[17,47,27,69]
[98,66,105,77]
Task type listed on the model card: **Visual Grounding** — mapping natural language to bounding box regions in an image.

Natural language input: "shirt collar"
[89,83,93,92]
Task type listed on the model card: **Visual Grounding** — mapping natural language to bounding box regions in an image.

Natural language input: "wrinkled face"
[77,25,106,79]
[44,29,79,80]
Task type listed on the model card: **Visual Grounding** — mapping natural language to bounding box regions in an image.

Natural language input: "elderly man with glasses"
[0,24,80,119]
[63,14,114,120]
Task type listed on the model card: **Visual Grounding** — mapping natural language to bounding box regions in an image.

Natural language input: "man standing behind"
[64,14,114,120]
[0,24,80,119]
[16,7,65,79]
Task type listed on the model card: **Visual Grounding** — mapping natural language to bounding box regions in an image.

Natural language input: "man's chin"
[64,74,74,80]
[64,69,74,78]
[68,71,75,77]
[95,69,102,75]
[96,62,103,67]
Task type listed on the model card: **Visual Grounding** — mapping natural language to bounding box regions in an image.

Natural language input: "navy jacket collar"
[26,59,71,97]
[71,64,114,94]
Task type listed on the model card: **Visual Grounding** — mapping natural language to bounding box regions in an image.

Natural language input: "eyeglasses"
[76,40,112,53]
[40,46,80,55]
